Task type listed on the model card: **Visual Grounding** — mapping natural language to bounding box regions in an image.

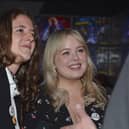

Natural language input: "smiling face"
[54,35,87,81]
[11,14,35,64]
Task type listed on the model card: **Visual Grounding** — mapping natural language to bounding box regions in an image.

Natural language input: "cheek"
[80,53,87,62]
[55,56,61,67]
[10,42,18,53]
[55,56,67,72]
[83,56,87,63]
[11,34,21,50]
[55,56,68,66]
[81,55,88,68]
[31,43,36,52]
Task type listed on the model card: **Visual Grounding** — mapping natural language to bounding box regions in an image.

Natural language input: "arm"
[103,55,129,129]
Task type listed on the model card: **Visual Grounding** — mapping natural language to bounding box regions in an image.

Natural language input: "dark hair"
[0,8,40,124]
[0,8,38,65]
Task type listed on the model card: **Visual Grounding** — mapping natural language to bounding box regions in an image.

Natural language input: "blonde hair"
[43,29,107,111]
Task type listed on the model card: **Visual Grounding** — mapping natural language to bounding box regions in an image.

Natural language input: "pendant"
[9,105,15,117]
[12,116,16,125]
[9,105,16,125]
[91,112,100,121]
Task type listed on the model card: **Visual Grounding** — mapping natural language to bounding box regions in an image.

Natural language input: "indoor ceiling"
[39,1,129,16]
[0,0,128,17]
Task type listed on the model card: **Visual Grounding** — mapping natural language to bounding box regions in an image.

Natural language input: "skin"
[8,14,35,74]
[54,35,96,129]
[55,35,87,81]
[61,105,96,129]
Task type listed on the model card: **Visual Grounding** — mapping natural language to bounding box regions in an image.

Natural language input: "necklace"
[5,67,20,129]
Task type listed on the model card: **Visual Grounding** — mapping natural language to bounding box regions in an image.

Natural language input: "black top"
[23,86,106,129]
[0,66,21,129]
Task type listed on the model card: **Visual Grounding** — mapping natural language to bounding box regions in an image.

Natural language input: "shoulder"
[38,85,51,103]
[0,66,6,74]
[0,66,9,85]
[35,85,54,112]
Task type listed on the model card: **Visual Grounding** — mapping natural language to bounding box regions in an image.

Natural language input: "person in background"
[24,29,108,129]
[40,17,63,42]
[103,54,129,129]
[0,8,40,129]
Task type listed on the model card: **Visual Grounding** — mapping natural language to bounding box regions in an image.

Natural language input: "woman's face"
[54,35,87,80]
[11,14,36,64]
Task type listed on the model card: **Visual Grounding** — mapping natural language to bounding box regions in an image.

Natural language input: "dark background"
[0,0,129,92]
[0,0,129,16]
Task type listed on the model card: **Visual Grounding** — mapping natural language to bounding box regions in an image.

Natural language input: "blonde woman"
[24,29,107,129]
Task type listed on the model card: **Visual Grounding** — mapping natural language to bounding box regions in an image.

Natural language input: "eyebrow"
[58,46,85,53]
[60,45,85,50]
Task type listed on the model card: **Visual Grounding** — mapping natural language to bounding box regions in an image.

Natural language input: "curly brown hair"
[0,8,40,124]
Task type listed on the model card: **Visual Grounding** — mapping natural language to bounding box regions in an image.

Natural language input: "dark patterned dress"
[23,87,106,129]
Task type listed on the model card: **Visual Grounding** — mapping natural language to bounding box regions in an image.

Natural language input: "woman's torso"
[23,86,106,129]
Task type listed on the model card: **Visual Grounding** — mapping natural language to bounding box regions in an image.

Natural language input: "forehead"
[59,35,83,49]
[12,14,33,28]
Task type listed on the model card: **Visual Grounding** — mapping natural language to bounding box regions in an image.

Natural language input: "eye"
[62,51,70,55]
[78,48,85,53]
[16,28,24,33]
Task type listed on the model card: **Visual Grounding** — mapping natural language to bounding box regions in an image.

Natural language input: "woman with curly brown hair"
[0,8,40,129]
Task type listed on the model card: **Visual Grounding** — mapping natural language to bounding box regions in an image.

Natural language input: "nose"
[26,32,34,43]
[72,52,79,60]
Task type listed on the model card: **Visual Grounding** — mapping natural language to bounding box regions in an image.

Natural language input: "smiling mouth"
[22,45,31,49]
[69,64,81,69]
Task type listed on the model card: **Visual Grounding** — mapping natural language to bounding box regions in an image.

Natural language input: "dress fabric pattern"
[23,87,106,129]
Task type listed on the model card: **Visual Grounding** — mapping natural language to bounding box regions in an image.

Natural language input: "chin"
[23,58,31,62]
[16,56,31,63]
[68,75,83,80]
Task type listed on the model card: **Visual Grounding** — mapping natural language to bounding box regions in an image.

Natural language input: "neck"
[58,78,83,94]
[7,64,20,75]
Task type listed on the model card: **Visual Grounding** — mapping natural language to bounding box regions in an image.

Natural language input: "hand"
[60,104,97,129]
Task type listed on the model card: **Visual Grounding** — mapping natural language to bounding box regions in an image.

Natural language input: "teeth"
[70,64,80,68]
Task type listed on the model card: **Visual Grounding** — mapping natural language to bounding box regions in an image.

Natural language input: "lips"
[22,44,31,49]
[69,63,81,69]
